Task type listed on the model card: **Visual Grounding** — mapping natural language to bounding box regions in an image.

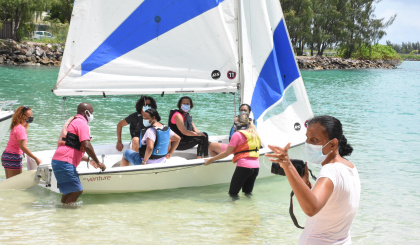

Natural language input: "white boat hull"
[0,100,16,144]
[32,137,305,194]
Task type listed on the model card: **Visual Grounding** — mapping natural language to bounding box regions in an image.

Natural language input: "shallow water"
[0,62,419,244]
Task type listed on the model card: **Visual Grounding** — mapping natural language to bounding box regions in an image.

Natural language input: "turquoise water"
[0,62,419,244]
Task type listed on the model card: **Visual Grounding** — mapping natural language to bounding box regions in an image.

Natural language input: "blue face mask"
[181,104,190,113]
[143,119,151,127]
[142,105,151,112]
[239,110,249,116]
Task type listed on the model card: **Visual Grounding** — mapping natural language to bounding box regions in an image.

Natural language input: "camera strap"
[289,168,318,229]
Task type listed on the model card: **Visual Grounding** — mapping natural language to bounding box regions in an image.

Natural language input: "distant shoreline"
[296,56,401,70]
[0,39,404,69]
[0,39,64,67]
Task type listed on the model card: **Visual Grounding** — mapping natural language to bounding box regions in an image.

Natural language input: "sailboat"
[0,100,17,144]
[32,0,313,194]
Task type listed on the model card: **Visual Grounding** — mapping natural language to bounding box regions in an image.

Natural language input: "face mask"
[85,110,94,123]
[305,140,332,164]
[142,105,151,112]
[26,117,34,124]
[239,110,249,116]
[181,104,190,113]
[143,118,151,127]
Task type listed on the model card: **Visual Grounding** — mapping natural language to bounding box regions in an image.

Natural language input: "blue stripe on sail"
[250,19,300,121]
[81,0,225,75]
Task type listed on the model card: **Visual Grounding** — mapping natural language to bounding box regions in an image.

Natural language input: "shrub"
[338,44,402,61]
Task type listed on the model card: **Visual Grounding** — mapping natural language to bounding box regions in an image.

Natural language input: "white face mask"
[143,118,151,127]
[85,110,94,123]
[305,139,332,164]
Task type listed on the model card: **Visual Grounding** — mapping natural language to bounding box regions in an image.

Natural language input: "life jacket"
[139,126,171,160]
[232,130,260,163]
[168,109,193,139]
[57,115,86,151]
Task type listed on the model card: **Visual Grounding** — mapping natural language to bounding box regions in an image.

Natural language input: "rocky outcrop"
[0,39,63,66]
[0,39,402,69]
[296,56,401,70]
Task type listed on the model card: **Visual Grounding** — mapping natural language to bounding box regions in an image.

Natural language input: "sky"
[374,0,420,44]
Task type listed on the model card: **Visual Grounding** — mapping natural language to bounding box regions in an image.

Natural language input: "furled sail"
[239,0,313,147]
[54,0,239,96]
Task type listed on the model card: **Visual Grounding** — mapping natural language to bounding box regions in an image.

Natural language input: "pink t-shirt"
[229,132,260,169]
[170,111,185,124]
[52,115,91,167]
[4,124,27,155]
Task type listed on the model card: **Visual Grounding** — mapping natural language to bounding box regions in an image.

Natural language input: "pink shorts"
[220,143,228,152]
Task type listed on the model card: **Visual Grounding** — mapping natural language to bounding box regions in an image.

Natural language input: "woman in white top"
[266,115,361,245]
[121,108,180,166]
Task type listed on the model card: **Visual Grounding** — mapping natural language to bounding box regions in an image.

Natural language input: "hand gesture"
[265,143,292,168]
[116,141,124,151]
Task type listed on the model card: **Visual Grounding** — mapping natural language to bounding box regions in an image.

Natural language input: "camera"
[271,159,306,177]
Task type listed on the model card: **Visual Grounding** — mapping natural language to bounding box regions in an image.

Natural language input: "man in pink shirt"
[52,102,106,204]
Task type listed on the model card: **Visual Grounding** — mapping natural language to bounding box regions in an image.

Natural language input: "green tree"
[48,0,74,24]
[338,0,396,58]
[281,0,313,55]
[309,0,347,56]
[0,0,57,41]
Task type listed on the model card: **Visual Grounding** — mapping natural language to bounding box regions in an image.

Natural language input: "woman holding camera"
[205,114,261,198]
[266,115,360,244]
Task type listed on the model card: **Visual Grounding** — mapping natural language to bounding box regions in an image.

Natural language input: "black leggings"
[229,166,259,196]
[176,132,209,157]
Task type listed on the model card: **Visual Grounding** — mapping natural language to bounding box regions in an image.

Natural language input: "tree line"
[280,0,396,58]
[0,0,73,41]
[386,41,420,54]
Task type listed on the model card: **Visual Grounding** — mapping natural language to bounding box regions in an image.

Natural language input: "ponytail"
[338,135,353,157]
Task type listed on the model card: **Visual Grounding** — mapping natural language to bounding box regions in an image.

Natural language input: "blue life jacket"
[139,126,171,159]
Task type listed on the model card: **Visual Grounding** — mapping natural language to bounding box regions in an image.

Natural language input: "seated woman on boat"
[205,114,261,198]
[168,96,209,158]
[208,103,253,156]
[121,108,180,166]
[116,96,157,152]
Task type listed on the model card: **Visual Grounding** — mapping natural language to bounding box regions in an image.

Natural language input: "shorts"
[123,149,142,165]
[1,151,23,170]
[52,160,83,195]
[123,149,165,164]
[220,143,228,152]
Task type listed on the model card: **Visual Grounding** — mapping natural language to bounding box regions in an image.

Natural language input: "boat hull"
[0,111,13,144]
[33,141,305,194]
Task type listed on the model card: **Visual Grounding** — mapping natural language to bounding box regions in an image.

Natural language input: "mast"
[237,0,244,105]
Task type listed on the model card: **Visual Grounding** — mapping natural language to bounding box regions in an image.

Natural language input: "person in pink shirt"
[1,106,42,179]
[205,114,261,198]
[51,102,106,204]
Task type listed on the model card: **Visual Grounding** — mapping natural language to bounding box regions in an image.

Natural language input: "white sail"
[55,0,240,96]
[29,0,315,194]
[239,0,313,147]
